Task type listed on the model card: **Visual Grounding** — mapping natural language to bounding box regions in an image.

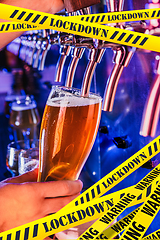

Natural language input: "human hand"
[1,0,64,14]
[55,220,97,239]
[0,0,65,49]
[55,217,117,239]
[0,169,83,232]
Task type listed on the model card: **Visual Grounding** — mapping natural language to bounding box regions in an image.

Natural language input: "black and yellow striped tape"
[101,181,159,239]
[1,7,160,30]
[76,8,160,24]
[78,164,160,240]
[0,136,159,240]
[119,181,160,240]
[143,228,160,239]
[0,4,160,52]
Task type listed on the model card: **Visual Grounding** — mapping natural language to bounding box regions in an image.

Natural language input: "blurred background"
[0,0,159,236]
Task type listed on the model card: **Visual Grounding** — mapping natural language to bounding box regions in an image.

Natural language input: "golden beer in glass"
[38,86,102,182]
[10,96,40,141]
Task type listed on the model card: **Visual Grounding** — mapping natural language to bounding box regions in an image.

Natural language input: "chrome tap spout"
[24,31,33,63]
[32,41,42,69]
[38,30,51,71]
[140,63,160,137]
[65,47,85,87]
[81,47,106,97]
[19,35,28,61]
[103,46,135,111]
[26,31,39,66]
[32,30,45,69]
[106,0,124,12]
[101,0,137,111]
[65,8,91,87]
[38,40,51,71]
[54,45,71,82]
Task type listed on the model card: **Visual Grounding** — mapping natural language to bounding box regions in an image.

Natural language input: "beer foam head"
[47,94,102,107]
[12,102,37,111]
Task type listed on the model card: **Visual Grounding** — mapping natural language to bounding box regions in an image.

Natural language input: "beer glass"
[9,95,40,143]
[6,139,39,176]
[5,95,26,118]
[19,147,39,175]
[38,86,102,182]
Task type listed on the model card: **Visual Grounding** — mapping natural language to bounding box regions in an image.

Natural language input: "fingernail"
[75,179,83,188]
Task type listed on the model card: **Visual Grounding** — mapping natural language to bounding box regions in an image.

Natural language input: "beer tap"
[27,29,55,67]
[64,1,106,93]
[20,31,35,62]
[140,56,160,137]
[106,0,124,14]
[80,0,124,98]
[25,30,39,66]
[81,46,106,96]
[138,0,160,138]
[65,46,85,87]
[54,40,71,83]
[32,30,46,69]
[49,9,71,83]
[18,34,28,61]
[65,8,92,88]
[6,37,21,56]
[76,0,137,101]
[55,0,100,84]
[18,31,37,63]
[24,31,33,63]
[102,0,138,111]
[37,30,51,71]
[103,45,136,111]
[62,0,101,88]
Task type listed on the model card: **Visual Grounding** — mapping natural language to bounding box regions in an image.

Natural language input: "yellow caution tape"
[0,184,154,240]
[0,4,160,52]
[0,186,142,240]
[73,8,160,24]
[98,180,159,210]
[2,7,160,31]
[119,180,160,240]
[78,163,160,240]
[0,137,159,239]
[2,8,160,31]
[101,181,159,239]
[0,21,43,32]
[101,207,141,239]
[143,228,160,239]
[65,136,160,208]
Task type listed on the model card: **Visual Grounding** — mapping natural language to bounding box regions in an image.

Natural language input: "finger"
[55,221,97,239]
[55,228,79,240]
[34,179,83,198]
[42,193,80,215]
[51,0,65,13]
[3,168,38,183]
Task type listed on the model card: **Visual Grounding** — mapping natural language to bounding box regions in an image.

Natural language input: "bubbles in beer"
[38,86,102,182]
[47,88,101,107]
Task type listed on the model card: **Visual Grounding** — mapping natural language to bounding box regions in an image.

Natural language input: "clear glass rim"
[19,147,39,156]
[8,139,39,149]
[11,95,37,110]
[51,85,102,101]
